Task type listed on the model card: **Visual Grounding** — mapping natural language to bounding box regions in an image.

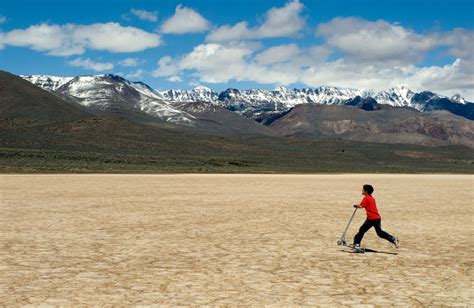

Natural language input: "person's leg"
[373,219,395,243]
[353,220,374,245]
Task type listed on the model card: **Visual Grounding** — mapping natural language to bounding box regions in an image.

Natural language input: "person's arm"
[354,197,367,208]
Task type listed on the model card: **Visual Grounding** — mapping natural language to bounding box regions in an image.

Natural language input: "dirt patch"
[0,174,472,305]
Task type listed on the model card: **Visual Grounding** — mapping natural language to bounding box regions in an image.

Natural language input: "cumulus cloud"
[207,22,251,42]
[255,44,301,65]
[3,22,161,56]
[160,5,210,34]
[130,9,158,22]
[4,23,70,53]
[118,57,141,67]
[152,56,180,78]
[316,17,437,64]
[152,42,303,85]
[152,38,474,100]
[177,43,257,83]
[438,28,474,61]
[297,59,465,93]
[124,69,145,79]
[206,0,305,42]
[256,0,305,38]
[167,75,182,82]
[68,58,114,71]
[0,32,6,49]
[72,23,161,53]
[315,17,474,67]
[308,17,474,98]
[153,43,256,83]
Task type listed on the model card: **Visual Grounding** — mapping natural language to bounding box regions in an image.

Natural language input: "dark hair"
[363,184,374,195]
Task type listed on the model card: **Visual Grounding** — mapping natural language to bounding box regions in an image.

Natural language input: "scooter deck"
[342,244,366,253]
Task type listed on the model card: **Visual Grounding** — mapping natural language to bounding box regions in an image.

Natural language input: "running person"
[353,184,399,248]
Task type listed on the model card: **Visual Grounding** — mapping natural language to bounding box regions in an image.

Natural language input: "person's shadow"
[342,247,398,255]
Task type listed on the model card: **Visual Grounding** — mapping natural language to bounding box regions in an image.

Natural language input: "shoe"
[392,236,399,248]
[351,243,361,249]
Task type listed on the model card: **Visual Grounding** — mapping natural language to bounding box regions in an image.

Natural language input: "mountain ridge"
[2,70,474,173]
[269,103,474,148]
[22,74,473,123]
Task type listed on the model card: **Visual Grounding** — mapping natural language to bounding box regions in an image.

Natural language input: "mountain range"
[18,73,474,146]
[23,74,474,123]
[2,70,473,173]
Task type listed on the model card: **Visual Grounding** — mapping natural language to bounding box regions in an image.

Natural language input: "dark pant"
[353,219,394,245]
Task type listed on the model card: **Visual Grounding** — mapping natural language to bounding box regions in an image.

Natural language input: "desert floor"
[0,174,472,306]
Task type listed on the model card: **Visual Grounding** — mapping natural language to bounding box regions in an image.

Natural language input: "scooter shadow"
[342,247,398,255]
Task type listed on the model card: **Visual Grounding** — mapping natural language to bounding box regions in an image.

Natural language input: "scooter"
[337,206,365,253]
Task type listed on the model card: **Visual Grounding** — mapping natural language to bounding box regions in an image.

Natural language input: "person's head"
[362,184,374,196]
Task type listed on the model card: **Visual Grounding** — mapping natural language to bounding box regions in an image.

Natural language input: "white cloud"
[255,44,301,65]
[307,45,332,63]
[152,56,181,78]
[152,40,474,100]
[206,0,305,42]
[153,42,275,84]
[0,32,5,49]
[301,58,474,99]
[177,43,256,83]
[160,5,210,34]
[68,58,114,71]
[72,23,161,53]
[438,28,474,61]
[124,69,145,79]
[207,22,251,42]
[4,23,71,53]
[0,16,6,24]
[316,17,437,64]
[407,59,474,95]
[168,75,182,82]
[152,42,300,85]
[130,9,158,22]
[3,22,161,56]
[315,17,474,68]
[256,0,305,38]
[118,57,141,67]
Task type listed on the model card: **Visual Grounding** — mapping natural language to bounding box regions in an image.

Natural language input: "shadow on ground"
[341,247,398,255]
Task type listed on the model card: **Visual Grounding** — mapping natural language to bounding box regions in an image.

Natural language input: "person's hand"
[353,204,360,208]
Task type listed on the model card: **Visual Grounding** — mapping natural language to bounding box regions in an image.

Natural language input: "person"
[352,184,399,249]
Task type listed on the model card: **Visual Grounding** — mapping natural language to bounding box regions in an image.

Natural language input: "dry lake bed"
[0,174,472,306]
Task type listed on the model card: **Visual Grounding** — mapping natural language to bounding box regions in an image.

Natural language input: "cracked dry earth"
[0,174,472,306]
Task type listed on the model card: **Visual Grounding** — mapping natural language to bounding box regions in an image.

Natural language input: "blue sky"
[0,0,473,99]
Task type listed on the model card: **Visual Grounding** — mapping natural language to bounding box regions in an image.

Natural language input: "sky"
[0,0,473,99]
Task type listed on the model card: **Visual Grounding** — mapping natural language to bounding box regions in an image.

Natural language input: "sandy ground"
[0,174,472,306]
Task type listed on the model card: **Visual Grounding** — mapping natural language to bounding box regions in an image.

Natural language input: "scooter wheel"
[337,240,343,246]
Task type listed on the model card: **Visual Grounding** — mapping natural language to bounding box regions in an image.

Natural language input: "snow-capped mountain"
[160,84,472,120]
[162,86,219,104]
[370,86,415,107]
[21,74,473,123]
[23,74,195,125]
[161,85,416,109]
[451,94,466,104]
[21,75,74,91]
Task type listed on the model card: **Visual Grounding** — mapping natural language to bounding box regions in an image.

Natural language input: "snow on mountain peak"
[274,86,289,92]
[161,86,218,104]
[193,85,212,92]
[20,73,471,124]
[21,73,195,125]
[21,75,74,91]
[451,94,466,104]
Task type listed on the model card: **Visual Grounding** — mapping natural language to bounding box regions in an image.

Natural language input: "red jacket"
[360,195,381,220]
